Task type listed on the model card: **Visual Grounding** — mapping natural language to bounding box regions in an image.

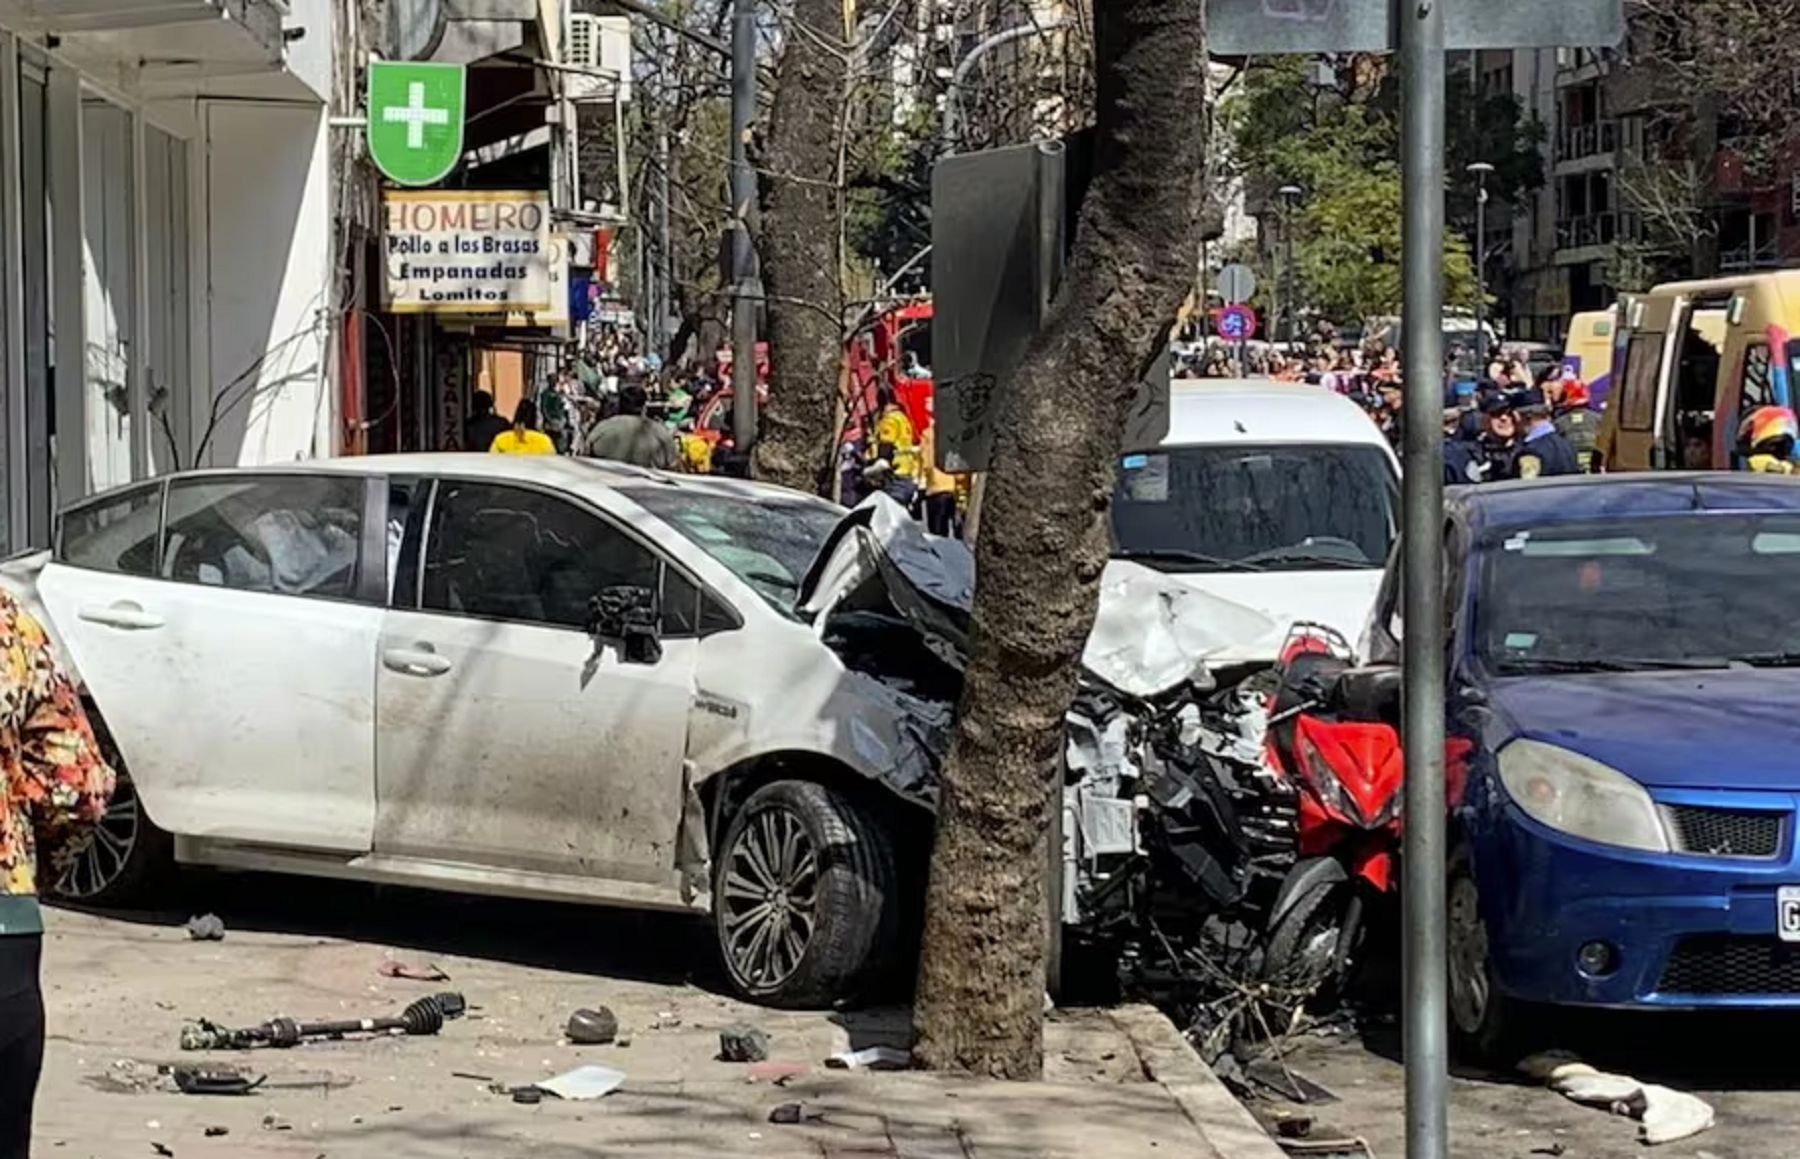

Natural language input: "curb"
[1110,1004,1289,1159]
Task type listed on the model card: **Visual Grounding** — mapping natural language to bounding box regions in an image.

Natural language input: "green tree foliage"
[1224,57,1544,324]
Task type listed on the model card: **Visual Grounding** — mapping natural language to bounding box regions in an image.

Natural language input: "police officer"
[1475,390,1519,482]
[1511,386,1581,479]
[1443,406,1485,485]
[1552,379,1602,473]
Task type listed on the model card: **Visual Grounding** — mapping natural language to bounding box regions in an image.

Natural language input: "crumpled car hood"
[798,495,1276,697]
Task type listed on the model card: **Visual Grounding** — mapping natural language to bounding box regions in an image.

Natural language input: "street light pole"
[1278,184,1303,349]
[1468,161,1495,374]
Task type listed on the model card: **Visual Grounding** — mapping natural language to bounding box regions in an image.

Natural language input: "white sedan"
[2,455,948,1007]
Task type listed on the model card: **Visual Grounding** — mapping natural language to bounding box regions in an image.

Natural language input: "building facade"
[0,0,344,555]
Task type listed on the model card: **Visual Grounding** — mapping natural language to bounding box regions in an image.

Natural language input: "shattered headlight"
[1497,739,1669,853]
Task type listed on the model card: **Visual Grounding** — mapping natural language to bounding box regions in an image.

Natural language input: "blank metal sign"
[1207,0,1624,55]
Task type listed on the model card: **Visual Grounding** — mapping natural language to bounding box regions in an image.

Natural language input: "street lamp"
[1277,184,1304,349]
[1467,161,1496,373]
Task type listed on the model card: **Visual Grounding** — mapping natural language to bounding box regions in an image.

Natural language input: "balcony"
[1554,211,1642,257]
[20,0,288,72]
[1557,120,1619,163]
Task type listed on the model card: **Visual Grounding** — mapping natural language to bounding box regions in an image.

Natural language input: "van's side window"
[1741,343,1774,412]
[1619,333,1662,432]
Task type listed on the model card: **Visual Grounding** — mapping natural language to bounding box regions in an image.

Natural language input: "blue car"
[1363,472,1800,1061]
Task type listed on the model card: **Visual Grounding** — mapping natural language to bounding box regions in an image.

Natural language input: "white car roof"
[1158,379,1392,453]
[297,453,839,509]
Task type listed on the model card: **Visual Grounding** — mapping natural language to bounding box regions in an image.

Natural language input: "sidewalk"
[32,903,1285,1158]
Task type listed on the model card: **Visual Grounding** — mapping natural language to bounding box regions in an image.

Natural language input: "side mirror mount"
[588,585,663,665]
[1329,665,1402,724]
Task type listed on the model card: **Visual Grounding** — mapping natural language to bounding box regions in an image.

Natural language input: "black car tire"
[51,717,175,909]
[712,780,897,1008]
[1447,845,1542,1067]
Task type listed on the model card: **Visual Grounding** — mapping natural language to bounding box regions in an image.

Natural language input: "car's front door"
[39,472,383,852]
[373,478,698,891]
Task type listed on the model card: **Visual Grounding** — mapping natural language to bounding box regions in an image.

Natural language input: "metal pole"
[729,0,758,449]
[1400,1,1449,1158]
[655,40,673,358]
[1474,177,1488,372]
[1284,209,1297,348]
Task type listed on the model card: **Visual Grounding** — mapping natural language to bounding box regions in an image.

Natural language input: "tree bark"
[910,0,1210,1080]
[751,0,847,495]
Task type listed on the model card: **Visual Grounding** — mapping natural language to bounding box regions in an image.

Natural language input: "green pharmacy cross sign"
[367,61,466,186]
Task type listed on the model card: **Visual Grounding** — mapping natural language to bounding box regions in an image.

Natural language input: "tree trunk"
[751,0,847,494]
[910,0,1210,1080]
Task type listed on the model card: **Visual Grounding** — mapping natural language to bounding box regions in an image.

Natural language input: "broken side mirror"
[587,585,663,665]
[1328,665,1402,724]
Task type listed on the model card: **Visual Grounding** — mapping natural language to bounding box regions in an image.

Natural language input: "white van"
[1107,379,1400,666]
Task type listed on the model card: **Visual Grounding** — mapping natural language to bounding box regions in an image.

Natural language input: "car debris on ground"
[377,958,449,982]
[565,1006,619,1045]
[1520,1052,1715,1145]
[184,913,226,942]
[718,1024,772,1063]
[179,992,466,1050]
[824,1046,911,1071]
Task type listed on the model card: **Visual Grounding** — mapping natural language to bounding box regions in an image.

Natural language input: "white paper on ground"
[536,1064,626,1100]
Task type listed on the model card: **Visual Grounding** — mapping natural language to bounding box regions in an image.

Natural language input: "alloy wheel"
[59,776,141,900]
[720,805,821,990]
[1447,873,1491,1035]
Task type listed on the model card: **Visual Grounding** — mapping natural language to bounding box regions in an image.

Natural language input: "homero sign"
[367,61,466,186]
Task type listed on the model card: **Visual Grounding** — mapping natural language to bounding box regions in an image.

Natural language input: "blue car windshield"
[1478,513,1800,674]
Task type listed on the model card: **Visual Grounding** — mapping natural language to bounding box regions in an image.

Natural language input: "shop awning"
[27,0,285,62]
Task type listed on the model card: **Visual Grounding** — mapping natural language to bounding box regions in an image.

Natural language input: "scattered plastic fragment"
[718,1024,771,1063]
[378,959,449,982]
[825,1046,911,1071]
[535,1064,626,1100]
[185,913,226,941]
[566,1007,619,1045]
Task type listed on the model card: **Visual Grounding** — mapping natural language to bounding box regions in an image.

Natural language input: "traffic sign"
[1207,0,1625,55]
[1217,263,1257,305]
[367,62,466,186]
[1214,304,1258,342]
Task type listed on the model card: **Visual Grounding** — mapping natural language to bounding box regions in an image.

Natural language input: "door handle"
[382,647,452,677]
[77,603,164,631]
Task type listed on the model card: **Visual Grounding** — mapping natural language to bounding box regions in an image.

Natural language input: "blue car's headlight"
[1496,739,1670,853]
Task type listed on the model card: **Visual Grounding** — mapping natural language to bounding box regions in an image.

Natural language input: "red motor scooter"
[1258,623,1405,1006]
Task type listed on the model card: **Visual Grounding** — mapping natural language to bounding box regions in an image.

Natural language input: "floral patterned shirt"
[0,589,115,935]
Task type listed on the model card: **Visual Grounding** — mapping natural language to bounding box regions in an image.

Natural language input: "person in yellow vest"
[489,398,558,454]
[868,389,921,508]
[677,422,714,474]
[918,421,961,536]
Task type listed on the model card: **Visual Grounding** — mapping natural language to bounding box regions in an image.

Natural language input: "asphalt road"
[1252,1006,1794,1159]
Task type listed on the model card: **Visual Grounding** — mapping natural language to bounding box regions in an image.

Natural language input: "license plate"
[1779,887,1800,942]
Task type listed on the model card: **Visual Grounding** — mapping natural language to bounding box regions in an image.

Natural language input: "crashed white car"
[2,455,1269,1008]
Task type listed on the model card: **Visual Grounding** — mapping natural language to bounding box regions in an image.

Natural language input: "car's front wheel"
[713,779,897,1008]
[1447,846,1537,1066]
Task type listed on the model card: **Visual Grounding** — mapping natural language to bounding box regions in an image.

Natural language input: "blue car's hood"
[1488,669,1800,791]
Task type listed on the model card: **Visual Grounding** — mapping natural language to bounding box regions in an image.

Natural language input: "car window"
[618,485,843,618]
[1619,332,1662,432]
[59,482,163,576]
[422,480,696,634]
[1112,443,1396,571]
[1477,514,1800,672]
[160,475,363,599]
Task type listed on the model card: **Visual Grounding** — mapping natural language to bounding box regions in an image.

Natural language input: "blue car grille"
[1661,804,1784,859]
[1659,935,1800,996]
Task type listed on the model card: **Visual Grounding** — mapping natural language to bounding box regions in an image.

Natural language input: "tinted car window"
[1112,443,1397,571]
[161,475,363,599]
[422,481,676,632]
[59,482,163,576]
[1478,514,1800,673]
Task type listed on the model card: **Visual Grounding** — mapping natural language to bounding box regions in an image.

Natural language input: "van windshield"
[1111,443,1397,573]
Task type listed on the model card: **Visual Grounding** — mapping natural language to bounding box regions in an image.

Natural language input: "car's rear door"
[372,477,700,894]
[38,471,384,853]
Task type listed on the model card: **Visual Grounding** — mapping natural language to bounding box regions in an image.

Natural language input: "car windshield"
[622,486,843,617]
[1478,514,1800,674]
[1111,443,1397,572]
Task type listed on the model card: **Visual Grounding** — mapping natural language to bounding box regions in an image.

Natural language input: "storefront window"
[81,95,134,493]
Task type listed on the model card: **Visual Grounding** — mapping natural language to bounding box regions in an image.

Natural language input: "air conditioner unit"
[566,13,631,103]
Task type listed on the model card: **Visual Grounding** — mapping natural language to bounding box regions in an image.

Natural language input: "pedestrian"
[1736,406,1799,474]
[1477,392,1519,481]
[581,383,680,470]
[1552,379,1602,473]
[488,397,558,455]
[463,390,511,455]
[1,591,114,1159]
[1510,387,1580,479]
